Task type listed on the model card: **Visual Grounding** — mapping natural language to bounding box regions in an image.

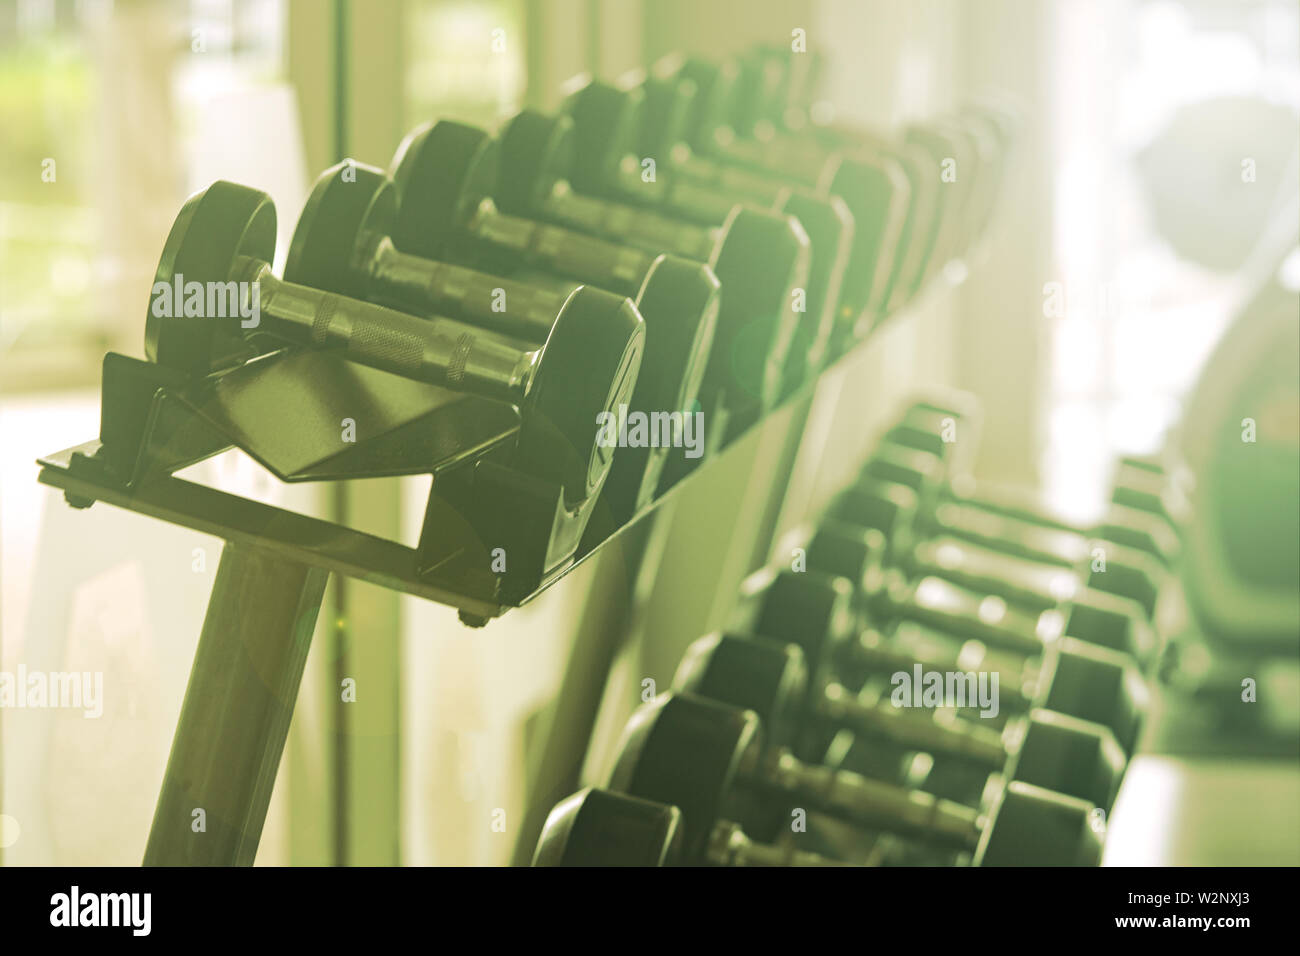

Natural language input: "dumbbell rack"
[33,290,890,865]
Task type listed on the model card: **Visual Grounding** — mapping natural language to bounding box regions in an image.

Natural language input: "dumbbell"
[496,106,842,408]
[723,47,999,310]
[532,788,684,866]
[810,510,1154,711]
[760,569,1139,818]
[610,692,1103,866]
[145,180,643,509]
[627,55,912,331]
[497,103,845,400]
[390,118,809,450]
[867,441,1179,582]
[833,474,1165,635]
[681,632,1128,816]
[532,787,848,866]
[535,87,852,390]
[877,400,1182,565]
[746,45,1011,285]
[747,566,1147,768]
[286,160,718,528]
[861,444,1178,605]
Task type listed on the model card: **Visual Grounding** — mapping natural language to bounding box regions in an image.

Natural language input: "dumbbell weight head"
[393,118,657,288]
[612,691,985,858]
[145,181,275,376]
[500,104,832,415]
[534,787,850,867]
[776,191,854,389]
[556,77,656,208]
[751,46,1000,287]
[397,116,807,438]
[754,565,1145,787]
[728,49,947,318]
[150,181,643,506]
[642,56,912,331]
[977,781,1105,866]
[680,630,1127,813]
[532,788,683,866]
[677,632,1006,770]
[555,77,861,392]
[878,436,1179,569]
[291,160,718,521]
[843,467,1166,640]
[289,160,572,340]
[829,477,920,564]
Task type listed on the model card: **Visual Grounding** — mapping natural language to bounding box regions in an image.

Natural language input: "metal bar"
[143,541,329,865]
[35,466,503,619]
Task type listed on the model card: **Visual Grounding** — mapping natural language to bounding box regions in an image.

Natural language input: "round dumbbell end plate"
[710,207,810,406]
[520,286,643,505]
[609,692,759,861]
[146,180,276,375]
[284,161,395,300]
[390,121,496,259]
[494,110,572,216]
[564,80,643,193]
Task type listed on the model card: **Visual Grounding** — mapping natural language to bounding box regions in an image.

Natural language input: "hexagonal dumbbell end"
[1006,708,1128,813]
[532,788,683,866]
[977,780,1106,866]
[1038,637,1149,755]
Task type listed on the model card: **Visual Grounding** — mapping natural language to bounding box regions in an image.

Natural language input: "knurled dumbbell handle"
[819,681,1008,768]
[367,235,570,341]
[847,631,1035,713]
[471,199,655,291]
[241,258,536,404]
[538,180,719,261]
[759,747,984,850]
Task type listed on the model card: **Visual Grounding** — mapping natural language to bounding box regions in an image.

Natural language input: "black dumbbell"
[698,596,1128,816]
[867,440,1178,578]
[750,46,1010,288]
[750,562,1141,816]
[746,566,1147,765]
[286,160,718,528]
[610,692,1102,865]
[858,447,1173,616]
[532,788,684,866]
[145,180,643,507]
[514,95,853,395]
[391,118,809,447]
[832,476,1165,637]
[879,400,1182,564]
[721,48,998,317]
[532,787,848,866]
[806,517,1153,724]
[674,631,1128,812]
[631,55,913,331]
[498,104,843,401]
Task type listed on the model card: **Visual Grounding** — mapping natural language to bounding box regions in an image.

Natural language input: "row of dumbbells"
[532,395,1175,865]
[142,47,1018,558]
